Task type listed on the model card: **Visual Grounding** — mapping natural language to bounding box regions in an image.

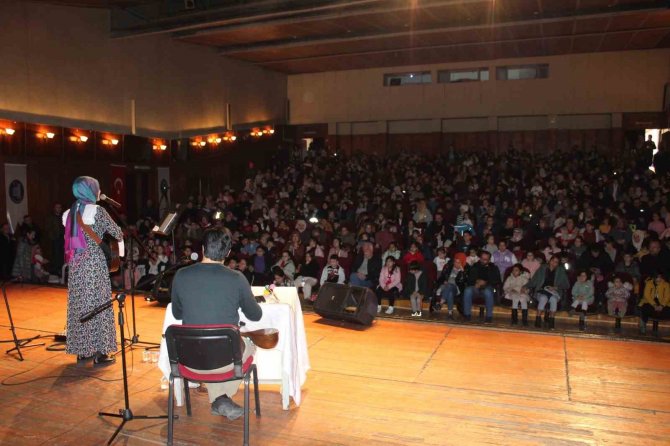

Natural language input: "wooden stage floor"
[1,284,670,445]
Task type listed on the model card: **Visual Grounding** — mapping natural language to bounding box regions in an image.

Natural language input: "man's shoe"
[377,305,382,313]
[417,311,422,317]
[385,306,394,314]
[639,319,647,335]
[93,353,116,368]
[211,395,244,420]
[534,315,542,328]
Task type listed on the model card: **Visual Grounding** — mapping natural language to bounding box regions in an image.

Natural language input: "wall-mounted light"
[5,128,15,135]
[199,141,206,147]
[46,132,55,139]
[215,137,222,144]
[111,139,119,145]
[79,135,88,142]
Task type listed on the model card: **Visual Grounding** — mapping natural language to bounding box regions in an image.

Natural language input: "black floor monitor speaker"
[314,283,378,326]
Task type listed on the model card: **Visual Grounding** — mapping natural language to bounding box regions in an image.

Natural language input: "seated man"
[349,241,381,289]
[462,250,501,323]
[171,228,262,420]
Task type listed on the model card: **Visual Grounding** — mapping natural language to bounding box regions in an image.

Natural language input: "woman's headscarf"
[64,176,100,261]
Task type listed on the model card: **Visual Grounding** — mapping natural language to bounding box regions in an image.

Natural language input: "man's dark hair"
[203,228,231,261]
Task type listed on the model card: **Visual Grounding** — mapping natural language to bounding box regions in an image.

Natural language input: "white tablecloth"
[158,286,310,410]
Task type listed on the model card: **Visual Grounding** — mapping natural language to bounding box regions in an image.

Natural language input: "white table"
[158,286,310,410]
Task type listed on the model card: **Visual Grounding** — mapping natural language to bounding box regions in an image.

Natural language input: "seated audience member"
[273,250,296,281]
[605,275,632,317]
[483,235,498,255]
[433,247,448,274]
[306,237,325,260]
[462,250,501,323]
[615,250,641,283]
[465,247,480,266]
[320,254,345,286]
[403,261,428,317]
[382,241,401,262]
[171,228,262,420]
[648,212,667,237]
[271,267,292,287]
[638,271,670,334]
[251,245,272,285]
[402,242,425,265]
[236,258,254,284]
[294,251,320,302]
[434,252,467,319]
[639,239,670,283]
[327,237,347,259]
[570,270,595,314]
[503,264,530,326]
[376,256,402,315]
[527,255,570,329]
[32,245,49,283]
[542,237,562,263]
[492,240,517,280]
[349,241,381,289]
[570,236,587,259]
[521,251,541,278]
[577,244,614,306]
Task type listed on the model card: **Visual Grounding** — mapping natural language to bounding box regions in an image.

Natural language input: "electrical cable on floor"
[2,305,137,386]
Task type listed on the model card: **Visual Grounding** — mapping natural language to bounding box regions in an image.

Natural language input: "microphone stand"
[1,279,45,361]
[101,203,159,351]
[80,293,170,445]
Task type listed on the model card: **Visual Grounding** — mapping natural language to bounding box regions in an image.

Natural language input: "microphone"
[99,194,121,208]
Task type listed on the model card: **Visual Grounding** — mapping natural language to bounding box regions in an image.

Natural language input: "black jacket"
[436,263,467,291]
[466,262,502,288]
[402,271,429,298]
[351,254,382,285]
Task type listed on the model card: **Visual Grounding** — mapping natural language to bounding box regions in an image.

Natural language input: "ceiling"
[38,0,670,74]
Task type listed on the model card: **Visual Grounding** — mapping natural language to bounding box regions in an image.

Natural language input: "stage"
[1,284,670,445]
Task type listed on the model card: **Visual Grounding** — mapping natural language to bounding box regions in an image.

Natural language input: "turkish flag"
[110,164,127,214]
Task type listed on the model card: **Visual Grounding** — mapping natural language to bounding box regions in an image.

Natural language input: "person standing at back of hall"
[63,176,124,367]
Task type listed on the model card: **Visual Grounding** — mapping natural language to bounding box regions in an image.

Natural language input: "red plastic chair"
[165,324,260,446]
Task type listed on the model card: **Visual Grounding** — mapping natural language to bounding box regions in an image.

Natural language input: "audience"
[5,142,670,334]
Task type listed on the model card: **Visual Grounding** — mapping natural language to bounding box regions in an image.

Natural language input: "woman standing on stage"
[63,176,123,366]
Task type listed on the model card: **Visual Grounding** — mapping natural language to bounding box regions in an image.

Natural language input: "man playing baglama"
[171,228,262,420]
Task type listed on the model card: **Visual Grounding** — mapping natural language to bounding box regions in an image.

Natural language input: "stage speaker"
[314,283,377,326]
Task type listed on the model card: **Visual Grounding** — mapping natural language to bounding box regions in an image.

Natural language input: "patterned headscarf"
[64,176,100,261]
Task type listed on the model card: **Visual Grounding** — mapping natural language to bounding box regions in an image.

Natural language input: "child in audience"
[570,270,594,314]
[320,255,345,286]
[503,264,530,325]
[32,245,49,283]
[382,241,401,261]
[403,261,428,317]
[522,251,541,278]
[377,256,402,314]
[433,248,448,274]
[465,248,479,266]
[605,275,632,316]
